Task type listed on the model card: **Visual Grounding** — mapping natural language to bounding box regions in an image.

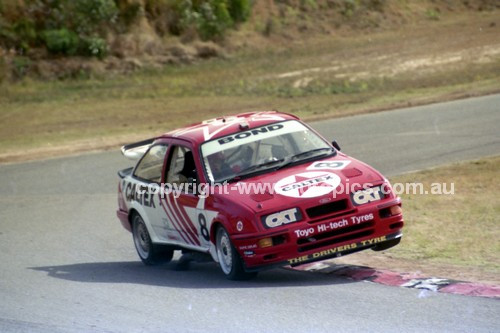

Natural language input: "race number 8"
[198,214,210,241]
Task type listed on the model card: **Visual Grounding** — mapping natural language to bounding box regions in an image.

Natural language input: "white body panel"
[120,175,213,254]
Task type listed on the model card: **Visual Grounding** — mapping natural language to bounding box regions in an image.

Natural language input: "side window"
[133,145,168,183]
[166,146,198,185]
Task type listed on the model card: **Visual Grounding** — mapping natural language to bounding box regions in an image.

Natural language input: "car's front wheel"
[132,214,173,265]
[216,227,257,280]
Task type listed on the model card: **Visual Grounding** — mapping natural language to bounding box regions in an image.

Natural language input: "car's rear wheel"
[132,214,173,265]
[216,227,257,280]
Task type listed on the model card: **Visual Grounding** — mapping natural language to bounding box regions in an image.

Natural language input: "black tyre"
[216,227,257,280]
[132,214,174,265]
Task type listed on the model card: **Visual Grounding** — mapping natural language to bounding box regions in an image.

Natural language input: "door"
[127,143,169,241]
[161,144,209,250]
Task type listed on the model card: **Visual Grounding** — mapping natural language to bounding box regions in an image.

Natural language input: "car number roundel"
[274,171,341,198]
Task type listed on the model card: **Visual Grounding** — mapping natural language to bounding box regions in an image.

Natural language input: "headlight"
[261,208,302,229]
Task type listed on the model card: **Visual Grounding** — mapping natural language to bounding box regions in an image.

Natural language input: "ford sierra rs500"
[116,111,404,280]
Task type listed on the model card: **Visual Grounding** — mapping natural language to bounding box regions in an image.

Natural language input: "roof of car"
[160,111,299,144]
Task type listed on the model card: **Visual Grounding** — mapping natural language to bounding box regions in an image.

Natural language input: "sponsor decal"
[293,213,374,237]
[217,124,284,145]
[124,182,156,208]
[239,244,258,251]
[275,172,341,198]
[351,185,384,206]
[287,235,388,265]
[351,212,374,225]
[236,221,244,232]
[201,120,307,155]
[262,208,302,228]
[295,227,315,238]
[314,218,349,235]
[307,160,351,171]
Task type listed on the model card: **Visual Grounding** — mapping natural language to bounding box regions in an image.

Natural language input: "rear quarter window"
[133,145,168,182]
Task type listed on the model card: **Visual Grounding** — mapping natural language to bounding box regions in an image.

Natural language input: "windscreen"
[201,120,331,182]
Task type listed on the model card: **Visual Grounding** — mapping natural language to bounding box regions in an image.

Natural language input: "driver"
[239,146,254,170]
[229,146,254,174]
[208,152,231,181]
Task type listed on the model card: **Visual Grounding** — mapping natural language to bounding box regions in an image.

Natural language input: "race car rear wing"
[120,138,155,160]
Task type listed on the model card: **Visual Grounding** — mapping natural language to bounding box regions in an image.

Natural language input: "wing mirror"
[331,140,341,151]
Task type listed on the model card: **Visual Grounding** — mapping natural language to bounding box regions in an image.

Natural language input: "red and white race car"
[117,111,404,280]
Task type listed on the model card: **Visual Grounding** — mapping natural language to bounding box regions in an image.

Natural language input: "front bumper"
[246,232,402,272]
[231,200,404,272]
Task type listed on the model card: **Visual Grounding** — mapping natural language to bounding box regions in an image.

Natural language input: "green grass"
[388,156,500,272]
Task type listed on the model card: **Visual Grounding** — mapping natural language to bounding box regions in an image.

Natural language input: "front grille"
[297,221,375,253]
[306,199,349,219]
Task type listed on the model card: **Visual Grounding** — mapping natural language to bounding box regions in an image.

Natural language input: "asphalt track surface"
[1,94,499,332]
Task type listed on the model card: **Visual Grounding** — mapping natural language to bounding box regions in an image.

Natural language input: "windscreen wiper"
[226,158,285,182]
[289,147,334,161]
[276,147,335,170]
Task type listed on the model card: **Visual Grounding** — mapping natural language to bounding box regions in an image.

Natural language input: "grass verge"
[338,156,500,284]
[0,11,499,162]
